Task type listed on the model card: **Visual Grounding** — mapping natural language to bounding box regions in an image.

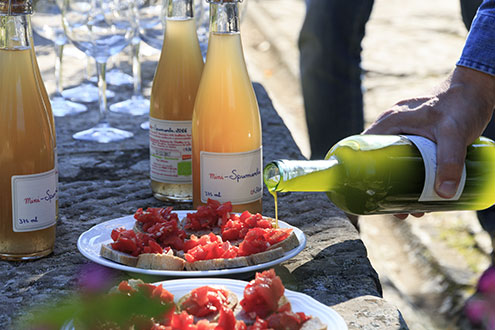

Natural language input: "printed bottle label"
[150,117,192,183]
[200,147,263,204]
[11,169,57,232]
[404,135,466,201]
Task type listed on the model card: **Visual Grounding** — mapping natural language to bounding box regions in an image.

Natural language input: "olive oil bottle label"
[11,169,57,232]
[405,135,466,201]
[150,117,193,183]
[200,147,263,204]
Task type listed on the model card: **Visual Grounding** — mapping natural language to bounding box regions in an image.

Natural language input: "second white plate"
[156,278,347,329]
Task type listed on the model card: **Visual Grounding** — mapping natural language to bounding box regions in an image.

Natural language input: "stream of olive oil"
[269,190,278,228]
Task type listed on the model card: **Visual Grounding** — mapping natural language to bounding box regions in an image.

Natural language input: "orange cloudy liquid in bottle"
[0,0,57,260]
[192,0,262,213]
[149,0,203,202]
[32,37,59,217]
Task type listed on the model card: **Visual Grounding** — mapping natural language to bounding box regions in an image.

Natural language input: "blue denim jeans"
[299,0,373,160]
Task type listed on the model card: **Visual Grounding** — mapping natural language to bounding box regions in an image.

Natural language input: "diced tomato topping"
[134,207,180,229]
[185,241,239,263]
[238,228,270,256]
[221,211,274,241]
[237,227,293,257]
[144,218,186,251]
[216,308,247,330]
[240,269,285,319]
[181,286,231,317]
[170,311,196,329]
[184,233,222,252]
[265,311,310,330]
[185,199,232,231]
[110,228,166,256]
[117,280,135,293]
[247,317,270,330]
[264,228,291,245]
[116,281,175,325]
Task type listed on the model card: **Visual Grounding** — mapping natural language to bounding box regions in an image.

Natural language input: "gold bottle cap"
[0,0,32,16]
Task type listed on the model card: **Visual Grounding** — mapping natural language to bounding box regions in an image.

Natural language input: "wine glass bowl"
[62,0,135,143]
[31,0,88,117]
[32,0,67,46]
[137,0,166,51]
[63,1,134,62]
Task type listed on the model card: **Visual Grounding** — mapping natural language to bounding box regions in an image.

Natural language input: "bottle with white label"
[149,0,204,202]
[192,0,262,213]
[264,135,495,215]
[0,0,57,260]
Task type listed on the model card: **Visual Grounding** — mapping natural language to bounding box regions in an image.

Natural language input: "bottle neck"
[209,1,240,34]
[0,13,32,50]
[264,158,340,193]
[167,0,193,19]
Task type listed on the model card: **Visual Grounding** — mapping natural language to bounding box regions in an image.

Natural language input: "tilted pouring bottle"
[192,0,263,213]
[264,135,495,215]
[0,0,57,260]
[149,0,204,202]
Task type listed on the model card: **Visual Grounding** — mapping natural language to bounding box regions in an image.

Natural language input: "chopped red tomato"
[110,228,163,256]
[264,228,291,245]
[238,228,270,256]
[142,217,186,251]
[265,311,311,330]
[170,311,196,330]
[247,317,270,330]
[185,241,239,263]
[216,308,247,330]
[117,280,135,293]
[184,233,222,252]
[185,199,232,231]
[237,227,293,257]
[221,211,273,241]
[240,269,285,319]
[181,286,230,317]
[116,281,175,325]
[134,207,180,231]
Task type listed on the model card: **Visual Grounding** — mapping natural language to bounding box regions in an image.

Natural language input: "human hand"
[364,66,495,217]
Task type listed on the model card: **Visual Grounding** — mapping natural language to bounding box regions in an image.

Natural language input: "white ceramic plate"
[156,278,347,329]
[77,211,306,277]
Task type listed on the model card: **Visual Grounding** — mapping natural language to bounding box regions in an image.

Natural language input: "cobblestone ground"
[241,0,493,329]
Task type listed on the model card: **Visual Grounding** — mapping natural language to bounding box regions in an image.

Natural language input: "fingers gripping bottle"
[264,135,495,215]
[0,0,57,260]
[192,0,263,213]
[149,0,204,202]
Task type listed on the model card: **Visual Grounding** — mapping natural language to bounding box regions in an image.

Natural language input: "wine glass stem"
[96,61,108,125]
[132,38,142,98]
[85,56,93,81]
[54,43,64,95]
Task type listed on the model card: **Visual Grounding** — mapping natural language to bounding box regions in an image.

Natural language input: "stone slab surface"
[1,36,405,330]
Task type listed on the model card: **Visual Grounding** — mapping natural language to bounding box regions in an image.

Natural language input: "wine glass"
[131,0,166,129]
[32,0,87,116]
[109,0,151,116]
[62,0,135,143]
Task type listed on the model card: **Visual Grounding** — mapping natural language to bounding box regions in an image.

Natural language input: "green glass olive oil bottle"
[263,135,495,215]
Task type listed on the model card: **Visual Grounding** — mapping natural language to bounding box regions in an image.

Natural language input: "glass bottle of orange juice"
[0,0,57,260]
[149,0,204,202]
[192,0,262,213]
